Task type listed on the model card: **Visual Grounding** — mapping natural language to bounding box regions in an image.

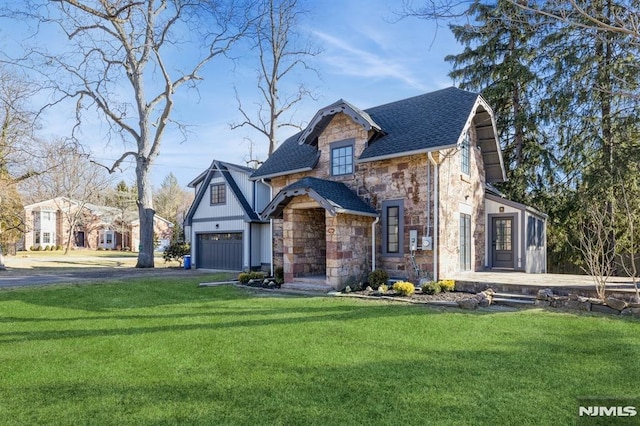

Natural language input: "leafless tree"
[153,172,193,239]
[231,0,320,157]
[0,0,254,267]
[616,176,640,302]
[576,200,616,300]
[401,0,640,42]
[27,140,115,253]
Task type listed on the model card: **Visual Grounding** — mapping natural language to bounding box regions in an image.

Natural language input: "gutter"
[356,144,457,165]
[428,151,440,282]
[371,217,379,271]
[261,178,274,278]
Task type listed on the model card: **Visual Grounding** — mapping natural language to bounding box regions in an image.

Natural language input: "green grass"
[0,277,638,425]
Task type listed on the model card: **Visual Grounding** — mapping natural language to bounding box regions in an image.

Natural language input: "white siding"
[259,223,272,265]
[255,181,272,213]
[192,176,245,220]
[525,212,547,273]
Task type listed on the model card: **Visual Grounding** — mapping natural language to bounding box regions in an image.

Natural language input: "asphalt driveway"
[0,253,224,289]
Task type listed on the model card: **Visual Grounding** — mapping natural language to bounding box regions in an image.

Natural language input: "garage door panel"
[197,232,243,270]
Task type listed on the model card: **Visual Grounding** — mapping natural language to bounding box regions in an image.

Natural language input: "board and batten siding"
[192,176,246,220]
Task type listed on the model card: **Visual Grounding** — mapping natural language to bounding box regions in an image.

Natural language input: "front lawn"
[0,277,638,425]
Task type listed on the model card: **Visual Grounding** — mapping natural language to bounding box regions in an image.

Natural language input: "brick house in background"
[250,87,547,289]
[23,197,173,252]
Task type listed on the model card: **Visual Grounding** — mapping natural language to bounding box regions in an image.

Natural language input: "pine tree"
[445,0,552,206]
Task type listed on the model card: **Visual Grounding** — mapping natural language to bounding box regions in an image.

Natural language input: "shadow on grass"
[0,303,422,344]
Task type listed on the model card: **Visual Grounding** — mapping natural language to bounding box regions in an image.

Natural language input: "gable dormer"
[296,99,384,179]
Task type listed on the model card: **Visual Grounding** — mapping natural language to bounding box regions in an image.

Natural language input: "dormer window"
[461,131,470,175]
[331,139,354,176]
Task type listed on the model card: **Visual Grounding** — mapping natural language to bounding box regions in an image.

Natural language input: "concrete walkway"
[451,271,638,298]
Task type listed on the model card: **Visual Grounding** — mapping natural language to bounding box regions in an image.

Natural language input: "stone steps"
[281,281,333,293]
[491,292,536,307]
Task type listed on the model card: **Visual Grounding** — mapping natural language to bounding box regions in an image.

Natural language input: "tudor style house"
[183,160,272,271]
[250,87,547,289]
[23,197,173,251]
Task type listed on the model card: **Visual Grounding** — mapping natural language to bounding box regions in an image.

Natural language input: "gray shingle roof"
[250,132,319,179]
[262,177,378,219]
[184,160,262,225]
[250,87,480,179]
[360,87,478,160]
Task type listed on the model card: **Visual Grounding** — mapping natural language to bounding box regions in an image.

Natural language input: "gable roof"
[297,98,382,146]
[261,177,378,219]
[251,87,506,182]
[358,87,479,161]
[184,160,262,225]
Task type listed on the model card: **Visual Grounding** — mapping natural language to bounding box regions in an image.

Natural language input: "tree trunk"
[136,158,155,268]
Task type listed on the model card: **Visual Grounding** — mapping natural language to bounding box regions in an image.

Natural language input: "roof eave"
[334,208,379,218]
[357,145,456,164]
[250,166,315,181]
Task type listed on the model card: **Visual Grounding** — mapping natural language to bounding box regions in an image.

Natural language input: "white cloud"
[312,30,430,92]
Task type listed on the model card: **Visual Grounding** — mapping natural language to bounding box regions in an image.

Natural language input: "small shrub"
[368,269,389,290]
[163,242,190,266]
[56,245,62,251]
[29,246,35,251]
[35,246,42,251]
[275,266,284,284]
[344,276,361,291]
[438,279,455,292]
[393,281,415,297]
[422,281,441,295]
[238,271,265,284]
[378,284,388,294]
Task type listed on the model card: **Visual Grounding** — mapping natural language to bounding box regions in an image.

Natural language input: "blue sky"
[6,0,465,190]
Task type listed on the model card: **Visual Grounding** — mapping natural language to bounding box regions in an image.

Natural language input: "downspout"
[428,152,439,282]
[261,178,274,277]
[371,217,380,271]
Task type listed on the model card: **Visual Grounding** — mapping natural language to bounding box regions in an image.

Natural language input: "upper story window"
[42,211,52,221]
[331,139,354,176]
[210,183,226,205]
[461,131,470,175]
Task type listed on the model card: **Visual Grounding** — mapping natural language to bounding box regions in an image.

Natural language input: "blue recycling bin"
[183,255,191,270]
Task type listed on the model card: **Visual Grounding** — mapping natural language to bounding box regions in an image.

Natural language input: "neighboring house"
[250,87,547,289]
[183,160,271,271]
[23,197,173,252]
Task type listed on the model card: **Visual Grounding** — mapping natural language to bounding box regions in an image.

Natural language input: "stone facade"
[436,123,486,279]
[271,111,488,287]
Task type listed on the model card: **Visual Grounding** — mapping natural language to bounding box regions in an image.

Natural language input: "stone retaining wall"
[534,288,640,316]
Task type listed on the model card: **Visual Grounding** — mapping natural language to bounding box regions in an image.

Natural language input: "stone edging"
[534,289,640,316]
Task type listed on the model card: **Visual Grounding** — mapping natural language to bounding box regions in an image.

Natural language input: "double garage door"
[196,233,243,270]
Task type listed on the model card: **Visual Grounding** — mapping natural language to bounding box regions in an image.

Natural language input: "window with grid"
[331,141,354,176]
[210,183,226,205]
[461,131,470,175]
[382,200,404,256]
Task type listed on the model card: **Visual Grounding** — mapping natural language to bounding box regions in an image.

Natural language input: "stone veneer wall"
[270,111,488,285]
[325,213,372,288]
[282,204,326,282]
[436,123,486,279]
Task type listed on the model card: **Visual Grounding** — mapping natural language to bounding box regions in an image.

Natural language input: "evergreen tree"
[445,0,552,206]
[539,0,640,271]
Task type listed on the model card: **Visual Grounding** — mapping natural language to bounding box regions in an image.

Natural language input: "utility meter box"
[409,230,418,251]
[421,236,433,250]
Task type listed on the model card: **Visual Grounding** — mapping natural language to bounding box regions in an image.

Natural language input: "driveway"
[0,254,224,289]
